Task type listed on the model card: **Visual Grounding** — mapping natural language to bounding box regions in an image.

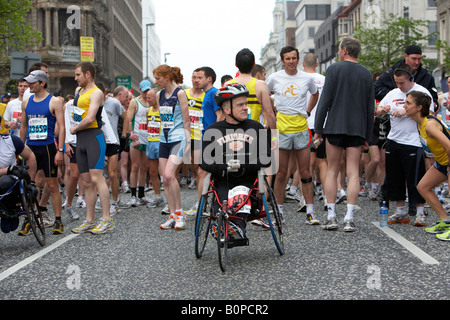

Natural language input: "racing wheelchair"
[194,168,284,272]
[0,168,46,246]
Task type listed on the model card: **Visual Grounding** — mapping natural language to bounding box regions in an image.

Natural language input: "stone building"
[26,0,143,96]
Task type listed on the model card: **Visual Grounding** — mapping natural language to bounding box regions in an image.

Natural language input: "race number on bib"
[28,118,48,140]
[160,106,174,129]
[228,186,251,214]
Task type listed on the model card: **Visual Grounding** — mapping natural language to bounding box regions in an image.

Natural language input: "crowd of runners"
[1,36,450,242]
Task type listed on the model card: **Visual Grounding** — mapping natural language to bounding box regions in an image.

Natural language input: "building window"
[427,0,436,8]
[308,26,315,38]
[429,21,438,46]
[305,5,331,20]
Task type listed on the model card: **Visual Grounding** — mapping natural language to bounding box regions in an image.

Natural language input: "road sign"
[10,52,42,80]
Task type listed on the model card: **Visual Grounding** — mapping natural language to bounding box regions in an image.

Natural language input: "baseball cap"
[24,70,49,84]
[139,80,151,92]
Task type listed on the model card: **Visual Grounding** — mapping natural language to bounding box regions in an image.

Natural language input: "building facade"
[27,0,143,96]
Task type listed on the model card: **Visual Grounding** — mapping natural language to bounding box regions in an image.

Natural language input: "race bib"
[28,118,48,140]
[72,107,85,124]
[189,109,203,129]
[147,120,160,139]
[138,114,147,131]
[228,186,251,214]
[160,106,174,129]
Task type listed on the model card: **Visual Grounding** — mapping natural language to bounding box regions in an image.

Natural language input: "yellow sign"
[80,37,95,62]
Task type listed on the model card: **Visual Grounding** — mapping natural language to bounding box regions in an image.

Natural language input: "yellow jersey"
[74,86,103,130]
[230,78,262,122]
[419,115,450,166]
[147,107,161,142]
[0,103,9,134]
[186,88,205,141]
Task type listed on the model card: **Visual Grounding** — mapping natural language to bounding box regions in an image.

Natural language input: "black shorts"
[106,144,121,157]
[28,144,58,178]
[309,130,326,159]
[326,134,365,149]
[69,145,77,164]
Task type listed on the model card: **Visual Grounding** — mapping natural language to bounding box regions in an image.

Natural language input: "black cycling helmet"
[214,83,249,108]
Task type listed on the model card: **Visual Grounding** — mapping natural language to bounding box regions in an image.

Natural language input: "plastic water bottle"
[380,201,388,228]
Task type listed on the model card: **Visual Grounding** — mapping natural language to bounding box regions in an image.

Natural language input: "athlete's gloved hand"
[7,165,30,183]
[27,181,38,202]
[227,159,241,173]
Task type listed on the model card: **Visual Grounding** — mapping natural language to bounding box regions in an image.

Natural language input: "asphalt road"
[0,186,448,310]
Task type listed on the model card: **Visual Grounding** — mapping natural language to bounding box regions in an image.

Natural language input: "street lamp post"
[146,23,155,80]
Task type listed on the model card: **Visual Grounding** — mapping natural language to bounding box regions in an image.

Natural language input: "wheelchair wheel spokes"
[217,210,228,272]
[194,192,214,259]
[23,194,46,247]
[264,178,285,255]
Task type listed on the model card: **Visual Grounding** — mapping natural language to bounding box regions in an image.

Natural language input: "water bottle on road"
[380,201,388,228]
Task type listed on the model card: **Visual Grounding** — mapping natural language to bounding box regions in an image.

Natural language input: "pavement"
[0,185,448,308]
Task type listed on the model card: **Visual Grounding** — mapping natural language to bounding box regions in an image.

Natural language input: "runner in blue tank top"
[20,70,66,235]
[153,65,191,230]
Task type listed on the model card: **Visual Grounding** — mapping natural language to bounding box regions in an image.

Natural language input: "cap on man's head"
[139,80,151,92]
[405,45,422,55]
[24,70,49,84]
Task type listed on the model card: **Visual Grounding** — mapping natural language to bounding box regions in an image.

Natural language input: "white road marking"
[0,234,79,282]
[372,222,439,265]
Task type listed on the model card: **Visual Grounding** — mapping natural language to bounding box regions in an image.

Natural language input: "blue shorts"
[146,141,160,159]
[159,141,185,159]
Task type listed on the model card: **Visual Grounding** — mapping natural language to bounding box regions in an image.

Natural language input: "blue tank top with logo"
[25,94,56,146]
[159,87,185,143]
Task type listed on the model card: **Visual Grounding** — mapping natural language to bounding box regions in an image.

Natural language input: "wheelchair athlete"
[0,133,38,233]
[200,83,271,240]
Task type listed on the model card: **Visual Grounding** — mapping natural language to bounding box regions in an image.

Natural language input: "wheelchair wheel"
[217,209,228,272]
[23,193,46,247]
[194,191,215,259]
[263,177,284,255]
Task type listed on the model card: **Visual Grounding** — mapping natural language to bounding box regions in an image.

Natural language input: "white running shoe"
[160,214,176,229]
[175,213,186,230]
[90,219,115,234]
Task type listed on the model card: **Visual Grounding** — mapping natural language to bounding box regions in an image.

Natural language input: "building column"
[53,8,59,47]
[45,8,51,46]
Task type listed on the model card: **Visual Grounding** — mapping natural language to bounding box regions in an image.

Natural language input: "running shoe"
[251,218,270,229]
[127,196,143,207]
[121,181,130,193]
[185,202,198,216]
[90,219,115,234]
[414,214,426,227]
[343,219,356,232]
[161,204,170,215]
[146,196,165,208]
[66,207,80,221]
[139,196,153,205]
[436,230,450,241]
[425,220,450,234]
[228,221,246,240]
[117,199,131,209]
[388,213,410,224]
[71,220,96,234]
[175,213,186,230]
[53,220,64,235]
[336,189,347,204]
[110,203,120,215]
[305,212,320,225]
[76,197,86,208]
[297,196,306,212]
[18,219,31,236]
[188,178,197,189]
[42,211,54,228]
[160,214,176,229]
[322,217,338,230]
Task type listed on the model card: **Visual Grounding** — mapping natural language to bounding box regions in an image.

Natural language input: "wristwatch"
[58,148,64,152]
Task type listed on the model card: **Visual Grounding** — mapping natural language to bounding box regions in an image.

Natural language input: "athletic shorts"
[191,139,201,151]
[278,129,312,150]
[131,142,146,152]
[159,140,185,159]
[310,130,326,159]
[327,134,365,149]
[434,161,449,177]
[146,141,160,160]
[76,128,107,174]
[106,144,120,157]
[28,144,58,178]
[69,145,77,164]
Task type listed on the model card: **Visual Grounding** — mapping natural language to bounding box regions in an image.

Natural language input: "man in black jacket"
[374,45,438,105]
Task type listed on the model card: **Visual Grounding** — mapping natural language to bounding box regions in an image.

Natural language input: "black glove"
[7,165,30,183]
[27,181,38,202]
[120,135,128,151]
